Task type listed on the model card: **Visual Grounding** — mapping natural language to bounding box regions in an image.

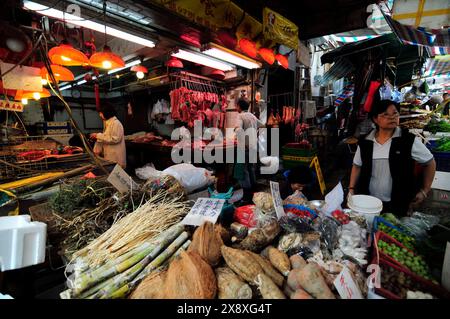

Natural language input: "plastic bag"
[135,163,163,180]
[279,213,315,233]
[315,216,341,253]
[253,207,277,229]
[163,163,214,194]
[252,192,275,214]
[399,212,440,240]
[278,233,303,253]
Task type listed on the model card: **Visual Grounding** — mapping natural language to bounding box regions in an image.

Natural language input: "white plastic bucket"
[347,195,383,228]
[0,215,47,272]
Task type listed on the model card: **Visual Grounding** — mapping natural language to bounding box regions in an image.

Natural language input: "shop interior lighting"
[202,43,261,69]
[23,1,156,48]
[172,48,234,72]
[107,59,141,75]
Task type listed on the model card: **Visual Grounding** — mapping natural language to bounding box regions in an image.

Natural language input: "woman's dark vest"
[357,129,418,215]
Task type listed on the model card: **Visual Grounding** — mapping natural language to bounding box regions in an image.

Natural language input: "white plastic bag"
[135,163,163,180]
[163,163,214,193]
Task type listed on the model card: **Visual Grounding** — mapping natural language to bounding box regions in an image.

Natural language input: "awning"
[318,58,355,85]
[425,58,450,77]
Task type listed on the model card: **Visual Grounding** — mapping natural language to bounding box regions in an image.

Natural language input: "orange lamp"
[48,43,89,66]
[40,65,75,83]
[166,56,184,68]
[89,45,125,70]
[239,38,257,59]
[130,65,148,79]
[15,88,51,101]
[259,48,276,65]
[275,54,289,69]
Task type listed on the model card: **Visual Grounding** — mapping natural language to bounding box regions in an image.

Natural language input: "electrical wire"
[40,35,109,175]
[0,33,44,78]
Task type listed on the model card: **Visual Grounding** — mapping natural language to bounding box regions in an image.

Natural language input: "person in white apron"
[90,102,126,168]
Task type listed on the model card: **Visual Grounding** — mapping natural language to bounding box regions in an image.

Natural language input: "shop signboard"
[181,197,225,226]
[152,0,262,39]
[0,100,24,112]
[262,7,299,50]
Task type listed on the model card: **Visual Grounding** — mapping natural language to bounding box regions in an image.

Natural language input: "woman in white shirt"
[90,102,127,168]
[349,100,436,215]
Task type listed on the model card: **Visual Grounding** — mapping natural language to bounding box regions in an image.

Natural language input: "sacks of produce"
[215,267,252,299]
[188,221,224,266]
[164,251,217,299]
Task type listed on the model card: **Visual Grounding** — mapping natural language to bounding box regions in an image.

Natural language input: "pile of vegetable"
[378,223,416,250]
[425,120,450,133]
[433,137,450,152]
[379,264,435,299]
[377,240,432,280]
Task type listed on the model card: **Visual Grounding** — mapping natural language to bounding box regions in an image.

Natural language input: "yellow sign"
[0,100,24,112]
[310,156,326,196]
[152,0,262,39]
[263,7,299,50]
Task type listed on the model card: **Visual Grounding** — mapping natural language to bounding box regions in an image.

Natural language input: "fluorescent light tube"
[172,49,234,72]
[107,59,141,75]
[23,1,155,48]
[202,43,261,69]
[77,79,87,85]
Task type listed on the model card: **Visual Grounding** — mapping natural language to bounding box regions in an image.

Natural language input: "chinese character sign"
[181,198,225,226]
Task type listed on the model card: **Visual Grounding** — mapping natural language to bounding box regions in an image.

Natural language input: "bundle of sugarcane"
[72,191,188,267]
[62,223,192,299]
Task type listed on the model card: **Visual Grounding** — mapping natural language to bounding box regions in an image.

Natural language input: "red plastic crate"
[372,256,450,299]
[373,231,416,271]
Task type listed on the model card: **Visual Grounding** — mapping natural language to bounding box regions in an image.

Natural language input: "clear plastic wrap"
[278,213,315,233]
[315,216,341,253]
[400,212,440,240]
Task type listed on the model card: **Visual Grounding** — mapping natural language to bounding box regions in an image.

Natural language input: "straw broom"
[87,231,190,299]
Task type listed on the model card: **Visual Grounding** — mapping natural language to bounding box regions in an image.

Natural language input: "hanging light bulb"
[21,98,28,105]
[33,92,41,100]
[90,45,125,69]
[275,53,289,69]
[258,48,276,65]
[40,65,75,83]
[48,43,90,66]
[131,65,148,79]
[41,78,48,85]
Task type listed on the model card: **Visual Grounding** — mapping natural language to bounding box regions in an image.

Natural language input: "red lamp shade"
[48,43,89,66]
[40,65,75,82]
[275,54,289,69]
[15,88,51,100]
[258,48,275,65]
[217,28,238,49]
[239,38,257,59]
[130,65,148,74]
[89,46,125,70]
[166,56,184,68]
[210,69,225,80]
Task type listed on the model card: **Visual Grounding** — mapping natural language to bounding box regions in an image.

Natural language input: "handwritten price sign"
[181,198,225,226]
[334,267,363,299]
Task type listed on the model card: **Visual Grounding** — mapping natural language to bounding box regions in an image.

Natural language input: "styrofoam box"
[431,171,450,191]
[0,215,46,272]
